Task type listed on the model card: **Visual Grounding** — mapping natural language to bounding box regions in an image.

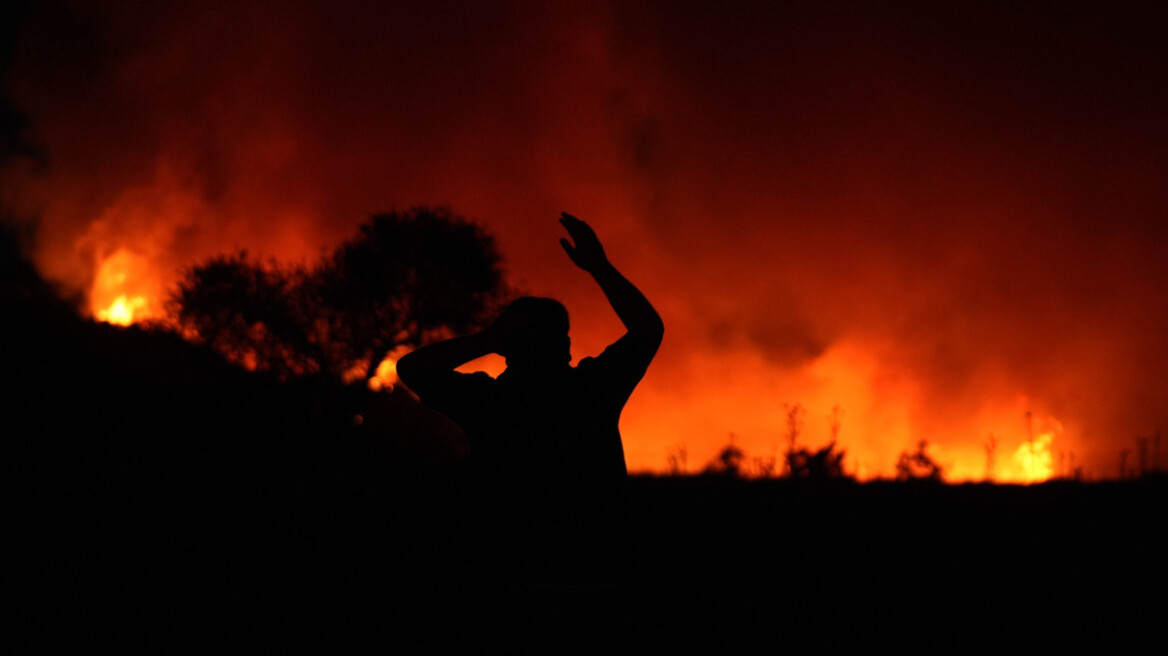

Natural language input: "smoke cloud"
[6,0,1168,478]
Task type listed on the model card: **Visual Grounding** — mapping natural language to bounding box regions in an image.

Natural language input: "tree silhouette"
[170,253,324,379]
[170,206,511,382]
[316,207,509,381]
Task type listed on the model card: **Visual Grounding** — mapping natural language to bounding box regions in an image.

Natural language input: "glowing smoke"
[5,1,1168,478]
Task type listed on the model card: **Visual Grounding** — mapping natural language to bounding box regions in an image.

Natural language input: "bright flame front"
[1014,432,1056,483]
[97,294,147,326]
[91,249,158,327]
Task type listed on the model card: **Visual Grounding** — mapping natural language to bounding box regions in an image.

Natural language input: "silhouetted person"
[396,213,663,583]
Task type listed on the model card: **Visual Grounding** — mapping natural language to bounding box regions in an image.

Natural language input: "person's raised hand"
[559,212,609,274]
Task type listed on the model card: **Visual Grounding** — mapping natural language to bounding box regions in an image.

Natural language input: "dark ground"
[10,460,1167,652]
[5,235,1166,653]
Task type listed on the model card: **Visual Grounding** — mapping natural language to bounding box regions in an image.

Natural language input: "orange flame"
[1013,431,1056,483]
[80,250,1078,483]
[91,249,159,326]
[96,294,147,326]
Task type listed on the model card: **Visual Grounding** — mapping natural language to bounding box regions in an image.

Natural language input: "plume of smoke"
[6,1,1168,475]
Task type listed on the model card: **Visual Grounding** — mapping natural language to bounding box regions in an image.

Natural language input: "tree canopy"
[169,206,512,382]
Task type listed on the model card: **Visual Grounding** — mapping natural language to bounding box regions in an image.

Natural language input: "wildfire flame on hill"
[1015,431,1057,483]
[92,250,155,326]
[84,245,1063,484]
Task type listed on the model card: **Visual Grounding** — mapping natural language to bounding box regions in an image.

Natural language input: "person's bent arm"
[559,212,664,350]
[395,330,496,398]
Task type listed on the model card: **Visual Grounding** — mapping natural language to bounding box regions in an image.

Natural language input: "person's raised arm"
[395,330,496,398]
[559,212,664,351]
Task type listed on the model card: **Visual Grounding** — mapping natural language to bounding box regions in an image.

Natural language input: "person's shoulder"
[575,355,598,369]
[574,349,622,376]
[588,333,647,363]
[576,332,659,381]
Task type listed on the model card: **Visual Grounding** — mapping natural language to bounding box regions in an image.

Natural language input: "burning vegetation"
[5,0,1168,482]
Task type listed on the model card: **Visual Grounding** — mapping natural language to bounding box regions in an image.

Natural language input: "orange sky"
[4,1,1168,480]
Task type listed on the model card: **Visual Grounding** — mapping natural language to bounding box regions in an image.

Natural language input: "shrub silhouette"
[895,440,944,482]
[170,206,511,382]
[704,441,745,477]
[785,441,848,480]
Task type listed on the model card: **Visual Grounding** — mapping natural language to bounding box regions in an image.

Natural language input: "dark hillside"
[5,230,477,650]
[5,232,1165,651]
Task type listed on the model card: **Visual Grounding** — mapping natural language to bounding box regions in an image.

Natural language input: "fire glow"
[9,1,1168,484]
[92,250,157,327]
[89,258,1068,483]
[96,294,146,326]
[1015,431,1057,484]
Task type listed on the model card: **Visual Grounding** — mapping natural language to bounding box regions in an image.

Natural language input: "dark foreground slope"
[5,247,1165,652]
[3,238,472,651]
[624,475,1166,652]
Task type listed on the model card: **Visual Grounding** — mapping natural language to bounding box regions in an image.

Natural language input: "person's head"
[492,296,570,369]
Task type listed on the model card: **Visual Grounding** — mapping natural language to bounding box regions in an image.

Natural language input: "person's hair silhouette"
[397,213,663,583]
[491,296,571,368]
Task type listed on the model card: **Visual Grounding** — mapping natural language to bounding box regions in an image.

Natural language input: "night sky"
[5,0,1168,479]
